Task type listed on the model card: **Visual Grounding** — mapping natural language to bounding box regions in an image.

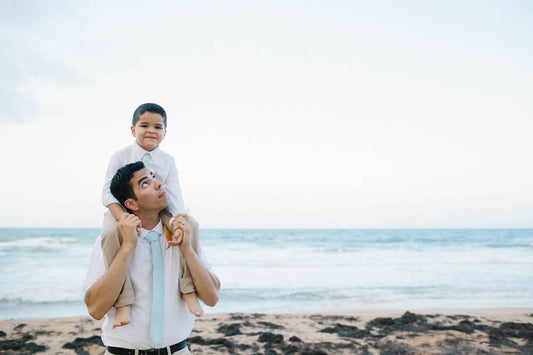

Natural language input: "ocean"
[0,228,532,320]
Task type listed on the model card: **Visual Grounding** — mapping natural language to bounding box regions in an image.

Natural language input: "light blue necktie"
[142,153,151,167]
[145,231,164,342]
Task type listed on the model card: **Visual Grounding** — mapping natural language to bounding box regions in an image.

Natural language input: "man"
[84,161,220,354]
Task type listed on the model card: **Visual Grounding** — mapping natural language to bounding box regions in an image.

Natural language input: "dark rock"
[0,334,46,354]
[13,324,26,331]
[187,336,235,352]
[320,323,369,338]
[375,340,417,355]
[62,335,104,354]
[309,314,358,323]
[440,347,494,355]
[366,312,429,334]
[499,322,533,340]
[0,331,5,337]
[217,323,242,336]
[488,328,519,348]
[433,319,477,334]
[237,343,252,351]
[264,349,279,355]
[230,313,246,320]
[282,344,299,354]
[257,321,285,330]
[258,332,283,343]
[187,335,204,344]
[484,321,533,350]
[300,347,328,355]
[289,335,302,342]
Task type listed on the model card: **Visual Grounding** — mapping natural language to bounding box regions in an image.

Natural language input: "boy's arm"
[164,156,187,215]
[108,202,127,222]
[84,214,140,319]
[102,150,125,209]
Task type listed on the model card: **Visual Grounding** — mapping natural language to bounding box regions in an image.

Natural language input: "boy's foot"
[183,292,204,317]
[113,305,131,328]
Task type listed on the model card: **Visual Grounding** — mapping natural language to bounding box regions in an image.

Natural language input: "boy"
[101,103,203,328]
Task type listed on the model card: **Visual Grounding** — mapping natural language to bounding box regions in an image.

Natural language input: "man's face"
[131,111,166,151]
[129,168,169,213]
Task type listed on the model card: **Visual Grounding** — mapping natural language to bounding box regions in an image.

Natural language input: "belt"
[107,340,188,355]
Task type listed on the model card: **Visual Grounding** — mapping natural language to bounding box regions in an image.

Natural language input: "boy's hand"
[168,228,183,247]
[169,214,191,248]
[118,213,141,249]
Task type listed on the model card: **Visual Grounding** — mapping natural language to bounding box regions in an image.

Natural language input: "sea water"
[0,228,532,320]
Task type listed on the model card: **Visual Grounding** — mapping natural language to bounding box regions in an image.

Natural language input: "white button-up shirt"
[102,142,186,215]
[83,221,205,348]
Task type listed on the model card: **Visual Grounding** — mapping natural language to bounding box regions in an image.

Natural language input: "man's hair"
[110,161,145,211]
[132,103,167,127]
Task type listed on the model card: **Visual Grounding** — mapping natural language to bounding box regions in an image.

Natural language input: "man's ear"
[124,198,139,212]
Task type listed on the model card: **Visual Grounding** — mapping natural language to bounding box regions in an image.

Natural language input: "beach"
[1,309,532,354]
[2,228,532,353]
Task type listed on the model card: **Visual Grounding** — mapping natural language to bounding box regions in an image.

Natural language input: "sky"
[1,0,532,229]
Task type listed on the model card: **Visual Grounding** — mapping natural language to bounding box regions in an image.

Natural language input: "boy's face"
[131,111,166,151]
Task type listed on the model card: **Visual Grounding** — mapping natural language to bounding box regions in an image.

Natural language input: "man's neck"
[135,212,161,230]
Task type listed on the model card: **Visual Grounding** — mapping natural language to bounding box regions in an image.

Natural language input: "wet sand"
[1,309,532,354]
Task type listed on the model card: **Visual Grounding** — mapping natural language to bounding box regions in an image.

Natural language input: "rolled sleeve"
[83,236,106,292]
[102,151,124,208]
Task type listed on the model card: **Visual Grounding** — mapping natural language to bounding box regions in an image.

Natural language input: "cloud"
[0,1,80,122]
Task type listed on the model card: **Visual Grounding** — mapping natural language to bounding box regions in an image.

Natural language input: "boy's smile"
[131,112,166,151]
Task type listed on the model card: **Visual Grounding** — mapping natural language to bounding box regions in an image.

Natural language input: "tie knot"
[142,153,152,166]
[145,231,160,243]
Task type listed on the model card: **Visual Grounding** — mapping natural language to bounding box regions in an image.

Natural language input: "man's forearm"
[182,247,220,306]
[84,243,135,319]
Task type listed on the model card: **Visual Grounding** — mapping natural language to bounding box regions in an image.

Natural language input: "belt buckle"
[140,349,163,355]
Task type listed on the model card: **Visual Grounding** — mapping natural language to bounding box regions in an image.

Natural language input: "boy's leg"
[179,215,200,293]
[180,215,203,316]
[101,211,135,326]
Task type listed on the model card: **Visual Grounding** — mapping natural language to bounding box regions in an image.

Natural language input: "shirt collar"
[140,220,164,240]
[132,141,160,160]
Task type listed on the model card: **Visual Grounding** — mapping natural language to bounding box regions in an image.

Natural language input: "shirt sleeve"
[164,156,187,215]
[102,151,123,207]
[82,236,106,292]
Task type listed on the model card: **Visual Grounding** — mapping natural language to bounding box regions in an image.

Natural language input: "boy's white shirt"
[102,142,186,215]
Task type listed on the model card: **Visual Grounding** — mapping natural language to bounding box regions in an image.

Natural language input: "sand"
[1,309,532,354]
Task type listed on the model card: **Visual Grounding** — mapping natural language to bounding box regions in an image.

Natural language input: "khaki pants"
[101,211,200,308]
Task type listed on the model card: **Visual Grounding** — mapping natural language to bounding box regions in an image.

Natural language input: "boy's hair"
[132,103,167,127]
[110,161,145,211]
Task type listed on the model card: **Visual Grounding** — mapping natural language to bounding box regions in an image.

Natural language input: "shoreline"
[1,308,532,354]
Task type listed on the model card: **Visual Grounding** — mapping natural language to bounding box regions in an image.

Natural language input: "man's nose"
[154,180,162,189]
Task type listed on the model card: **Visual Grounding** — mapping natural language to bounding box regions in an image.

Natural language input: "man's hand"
[118,213,141,249]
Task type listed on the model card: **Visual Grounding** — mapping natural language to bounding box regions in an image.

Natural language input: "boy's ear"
[124,198,139,212]
[130,126,136,137]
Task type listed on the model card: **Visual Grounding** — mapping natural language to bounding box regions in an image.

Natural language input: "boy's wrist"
[169,216,177,231]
